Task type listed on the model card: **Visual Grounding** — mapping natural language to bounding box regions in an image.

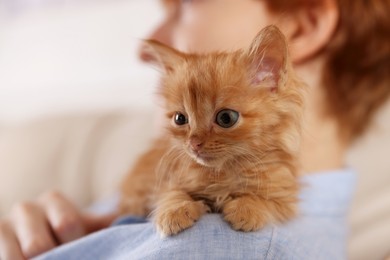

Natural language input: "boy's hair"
[265,0,390,142]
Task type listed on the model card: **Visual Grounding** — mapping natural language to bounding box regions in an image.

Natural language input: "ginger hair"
[265,0,390,142]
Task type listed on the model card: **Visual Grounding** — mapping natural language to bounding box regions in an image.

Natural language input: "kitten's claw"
[223,197,266,232]
[154,201,208,236]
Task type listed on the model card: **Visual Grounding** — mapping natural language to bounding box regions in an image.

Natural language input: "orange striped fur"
[120,26,306,236]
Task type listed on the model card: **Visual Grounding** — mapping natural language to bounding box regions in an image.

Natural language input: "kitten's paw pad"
[223,199,265,232]
[155,201,207,236]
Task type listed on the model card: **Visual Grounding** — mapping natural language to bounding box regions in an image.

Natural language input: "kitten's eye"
[216,109,239,128]
[174,112,188,125]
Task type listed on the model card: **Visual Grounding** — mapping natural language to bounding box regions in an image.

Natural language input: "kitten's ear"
[141,39,185,73]
[246,25,288,92]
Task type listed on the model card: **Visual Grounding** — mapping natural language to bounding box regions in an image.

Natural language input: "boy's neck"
[295,60,348,175]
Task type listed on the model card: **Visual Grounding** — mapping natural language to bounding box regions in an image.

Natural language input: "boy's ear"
[141,39,185,73]
[278,0,339,63]
[247,25,288,92]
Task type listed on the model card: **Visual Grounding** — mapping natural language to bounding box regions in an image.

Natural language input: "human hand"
[0,191,117,260]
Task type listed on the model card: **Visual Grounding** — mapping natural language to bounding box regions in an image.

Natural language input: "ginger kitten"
[120,26,306,236]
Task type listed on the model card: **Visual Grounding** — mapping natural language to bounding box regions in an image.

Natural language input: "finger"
[11,202,56,258]
[0,220,26,260]
[38,191,85,244]
[82,211,119,233]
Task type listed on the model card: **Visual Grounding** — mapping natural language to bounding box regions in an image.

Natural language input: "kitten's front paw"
[154,200,208,236]
[223,197,266,232]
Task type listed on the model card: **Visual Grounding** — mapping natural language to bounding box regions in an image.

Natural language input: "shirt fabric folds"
[35,169,356,260]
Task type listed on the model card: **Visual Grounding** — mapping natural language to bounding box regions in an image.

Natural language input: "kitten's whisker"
[225,146,269,194]
[176,150,191,185]
[224,151,251,191]
[156,146,181,191]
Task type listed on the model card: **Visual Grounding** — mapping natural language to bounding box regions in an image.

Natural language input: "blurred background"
[0,0,163,212]
[0,1,389,259]
[0,0,161,122]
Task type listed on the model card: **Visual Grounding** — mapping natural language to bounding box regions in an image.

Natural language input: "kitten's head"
[143,26,304,170]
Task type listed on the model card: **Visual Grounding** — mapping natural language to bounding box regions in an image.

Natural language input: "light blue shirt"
[35,169,356,260]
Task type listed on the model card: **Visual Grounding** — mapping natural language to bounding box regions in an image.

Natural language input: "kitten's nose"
[189,137,204,153]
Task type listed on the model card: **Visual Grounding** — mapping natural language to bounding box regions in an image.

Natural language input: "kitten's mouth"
[190,152,216,166]
[197,154,214,162]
